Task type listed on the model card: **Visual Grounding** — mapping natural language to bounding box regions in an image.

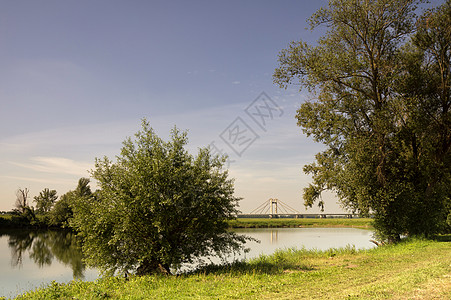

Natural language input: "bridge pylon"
[250,198,301,216]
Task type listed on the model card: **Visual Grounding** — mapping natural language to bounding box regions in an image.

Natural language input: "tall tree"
[49,192,75,227]
[13,187,36,223]
[49,178,93,227]
[14,188,30,214]
[274,0,449,241]
[71,119,247,275]
[397,0,451,234]
[33,188,58,214]
[75,177,92,198]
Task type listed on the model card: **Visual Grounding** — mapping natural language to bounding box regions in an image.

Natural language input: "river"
[0,227,374,298]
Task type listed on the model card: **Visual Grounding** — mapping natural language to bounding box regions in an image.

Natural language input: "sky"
[0,0,443,213]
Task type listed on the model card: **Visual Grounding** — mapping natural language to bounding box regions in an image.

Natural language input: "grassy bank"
[228,217,373,229]
[0,214,53,229]
[14,237,451,299]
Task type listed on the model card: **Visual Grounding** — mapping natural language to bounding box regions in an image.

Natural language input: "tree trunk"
[136,259,171,276]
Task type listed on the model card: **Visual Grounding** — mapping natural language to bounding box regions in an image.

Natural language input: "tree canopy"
[49,178,92,227]
[274,0,450,241]
[34,188,58,214]
[71,119,246,275]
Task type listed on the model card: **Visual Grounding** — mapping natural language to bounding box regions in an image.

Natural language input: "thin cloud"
[9,157,91,176]
[2,175,77,186]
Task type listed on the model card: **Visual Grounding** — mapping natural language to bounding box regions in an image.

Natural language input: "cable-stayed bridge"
[238,198,358,218]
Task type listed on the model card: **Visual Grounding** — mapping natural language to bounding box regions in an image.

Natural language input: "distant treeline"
[2,178,93,230]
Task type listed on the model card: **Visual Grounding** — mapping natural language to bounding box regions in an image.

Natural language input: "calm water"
[0,228,374,298]
[0,230,98,298]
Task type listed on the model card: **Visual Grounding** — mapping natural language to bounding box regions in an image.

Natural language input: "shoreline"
[0,216,374,231]
[228,218,373,229]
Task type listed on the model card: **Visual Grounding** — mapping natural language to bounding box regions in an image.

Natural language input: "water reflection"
[270,230,278,244]
[3,230,87,279]
[234,227,375,261]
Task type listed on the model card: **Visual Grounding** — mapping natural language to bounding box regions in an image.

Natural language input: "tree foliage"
[274,0,450,241]
[71,120,246,275]
[50,178,92,227]
[34,188,58,214]
[49,193,73,227]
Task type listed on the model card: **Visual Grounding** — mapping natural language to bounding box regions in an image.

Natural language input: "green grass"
[228,218,373,229]
[0,214,50,229]
[13,237,451,299]
[0,214,20,228]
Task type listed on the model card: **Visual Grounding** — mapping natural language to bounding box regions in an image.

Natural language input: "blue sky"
[1,0,441,213]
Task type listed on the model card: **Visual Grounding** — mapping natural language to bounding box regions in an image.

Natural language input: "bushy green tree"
[34,188,58,214]
[49,192,74,227]
[71,120,246,275]
[49,178,92,227]
[274,0,450,241]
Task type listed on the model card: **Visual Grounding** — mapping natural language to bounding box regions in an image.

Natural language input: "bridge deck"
[237,213,360,219]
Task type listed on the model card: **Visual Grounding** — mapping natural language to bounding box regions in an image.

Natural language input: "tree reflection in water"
[5,230,87,279]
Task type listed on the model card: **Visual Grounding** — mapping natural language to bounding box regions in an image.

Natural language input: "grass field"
[13,237,451,300]
[228,218,373,229]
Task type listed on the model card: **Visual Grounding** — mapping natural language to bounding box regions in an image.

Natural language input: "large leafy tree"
[274,0,450,241]
[399,0,451,233]
[71,120,246,275]
[33,188,58,214]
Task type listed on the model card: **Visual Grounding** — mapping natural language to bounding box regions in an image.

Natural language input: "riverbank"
[0,215,373,230]
[13,237,451,299]
[0,214,57,229]
[228,217,373,229]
